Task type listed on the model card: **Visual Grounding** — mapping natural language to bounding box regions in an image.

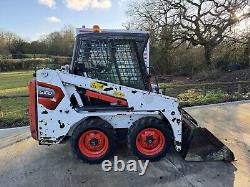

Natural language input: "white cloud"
[91,0,111,9]
[47,16,61,23]
[65,0,111,11]
[38,0,56,8]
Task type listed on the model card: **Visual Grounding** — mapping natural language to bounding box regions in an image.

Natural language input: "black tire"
[128,117,172,161]
[70,118,116,164]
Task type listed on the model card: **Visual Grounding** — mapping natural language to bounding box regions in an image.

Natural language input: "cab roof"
[75,27,149,55]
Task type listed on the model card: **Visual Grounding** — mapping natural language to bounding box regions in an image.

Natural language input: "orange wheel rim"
[78,130,109,158]
[136,128,165,156]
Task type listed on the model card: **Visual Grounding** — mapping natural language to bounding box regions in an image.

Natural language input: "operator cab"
[70,26,151,91]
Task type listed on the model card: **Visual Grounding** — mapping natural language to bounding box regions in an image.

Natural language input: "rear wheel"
[70,118,115,164]
[128,117,172,161]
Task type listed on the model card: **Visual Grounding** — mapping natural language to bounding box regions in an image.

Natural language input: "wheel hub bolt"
[90,138,98,146]
[146,136,154,144]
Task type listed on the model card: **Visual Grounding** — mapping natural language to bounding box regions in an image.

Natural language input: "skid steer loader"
[28,25,234,163]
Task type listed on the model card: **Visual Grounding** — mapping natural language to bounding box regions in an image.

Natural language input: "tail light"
[28,80,38,140]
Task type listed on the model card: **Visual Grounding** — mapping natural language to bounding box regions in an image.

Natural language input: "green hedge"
[0,57,71,72]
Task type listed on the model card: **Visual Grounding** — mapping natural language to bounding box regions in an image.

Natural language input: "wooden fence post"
[162,88,166,95]
[202,85,207,96]
[0,107,3,118]
[237,83,242,93]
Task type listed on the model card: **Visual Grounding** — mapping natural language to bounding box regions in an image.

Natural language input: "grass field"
[0,71,33,127]
[0,97,28,127]
[0,71,33,96]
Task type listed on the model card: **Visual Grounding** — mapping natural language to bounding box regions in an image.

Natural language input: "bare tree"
[0,31,20,57]
[126,0,178,73]
[243,33,250,67]
[127,0,250,65]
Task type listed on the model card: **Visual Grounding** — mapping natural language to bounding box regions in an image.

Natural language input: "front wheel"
[128,117,172,161]
[70,118,115,164]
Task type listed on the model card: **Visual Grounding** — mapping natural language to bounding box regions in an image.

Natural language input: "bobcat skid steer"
[28,25,234,163]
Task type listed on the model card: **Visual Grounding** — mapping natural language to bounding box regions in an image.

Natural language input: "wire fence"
[161,81,250,97]
[0,109,27,119]
[1,81,250,123]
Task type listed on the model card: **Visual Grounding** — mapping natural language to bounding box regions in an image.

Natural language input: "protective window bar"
[76,38,145,90]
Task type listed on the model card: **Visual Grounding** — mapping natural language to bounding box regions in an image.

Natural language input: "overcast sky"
[0,0,128,41]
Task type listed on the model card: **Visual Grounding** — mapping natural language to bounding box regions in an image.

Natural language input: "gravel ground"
[0,101,249,187]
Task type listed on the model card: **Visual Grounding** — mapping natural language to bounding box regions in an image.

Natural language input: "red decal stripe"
[85,90,128,106]
[38,82,64,110]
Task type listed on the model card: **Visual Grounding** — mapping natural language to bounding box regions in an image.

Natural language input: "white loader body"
[28,26,234,163]
[36,69,182,151]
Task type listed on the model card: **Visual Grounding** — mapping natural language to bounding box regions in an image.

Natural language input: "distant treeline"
[0,25,74,59]
[1,24,250,75]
